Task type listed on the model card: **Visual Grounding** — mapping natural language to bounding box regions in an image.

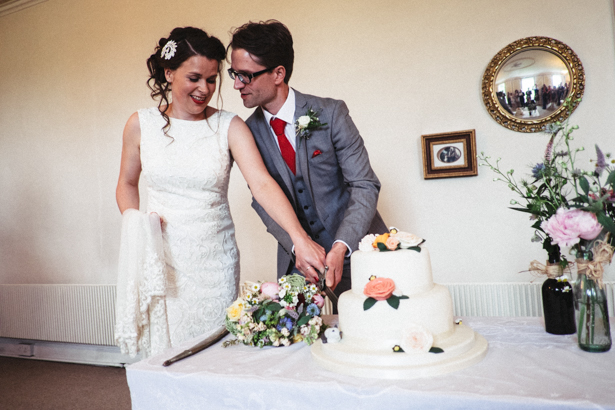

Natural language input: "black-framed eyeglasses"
[227,67,275,84]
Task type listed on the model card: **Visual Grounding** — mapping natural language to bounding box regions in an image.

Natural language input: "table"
[126,317,615,409]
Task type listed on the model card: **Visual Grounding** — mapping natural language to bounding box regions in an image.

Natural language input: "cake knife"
[317,266,339,311]
[162,326,229,367]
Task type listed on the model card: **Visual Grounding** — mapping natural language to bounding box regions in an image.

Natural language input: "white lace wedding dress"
[139,107,240,350]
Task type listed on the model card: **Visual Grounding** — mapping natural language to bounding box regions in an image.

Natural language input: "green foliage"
[478,97,615,258]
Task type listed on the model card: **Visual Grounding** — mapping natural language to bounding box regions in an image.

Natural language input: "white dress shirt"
[262,88,297,151]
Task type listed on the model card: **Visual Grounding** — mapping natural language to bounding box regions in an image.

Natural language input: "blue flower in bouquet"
[276,316,293,332]
[306,303,320,316]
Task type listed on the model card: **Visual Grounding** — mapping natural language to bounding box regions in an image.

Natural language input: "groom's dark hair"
[229,20,294,84]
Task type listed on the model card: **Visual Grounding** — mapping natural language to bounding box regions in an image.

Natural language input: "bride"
[115,27,325,355]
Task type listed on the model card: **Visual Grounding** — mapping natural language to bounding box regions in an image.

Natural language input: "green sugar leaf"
[363,297,377,310]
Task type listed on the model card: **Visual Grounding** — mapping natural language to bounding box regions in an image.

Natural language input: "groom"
[229,20,386,298]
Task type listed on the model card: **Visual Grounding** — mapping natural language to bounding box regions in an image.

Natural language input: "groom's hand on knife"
[325,242,346,290]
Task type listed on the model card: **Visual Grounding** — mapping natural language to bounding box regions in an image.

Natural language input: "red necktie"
[270,117,296,174]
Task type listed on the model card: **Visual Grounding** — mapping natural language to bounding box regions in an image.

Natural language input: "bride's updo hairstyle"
[146,27,226,132]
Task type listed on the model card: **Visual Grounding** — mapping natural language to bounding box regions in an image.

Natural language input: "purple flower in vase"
[532,163,546,179]
[595,145,607,176]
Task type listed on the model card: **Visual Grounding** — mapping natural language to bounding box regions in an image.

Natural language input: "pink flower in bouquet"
[260,282,280,300]
[364,277,396,301]
[313,293,325,308]
[541,208,603,247]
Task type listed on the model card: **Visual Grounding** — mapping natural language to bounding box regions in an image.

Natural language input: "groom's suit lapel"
[294,91,312,195]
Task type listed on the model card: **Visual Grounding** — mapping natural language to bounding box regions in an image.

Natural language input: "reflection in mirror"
[482,37,584,133]
[495,49,571,121]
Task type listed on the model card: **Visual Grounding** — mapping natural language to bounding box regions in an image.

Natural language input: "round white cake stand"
[310,324,488,379]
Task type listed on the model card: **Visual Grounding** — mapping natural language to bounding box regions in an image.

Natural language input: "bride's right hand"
[293,236,325,283]
[149,211,165,226]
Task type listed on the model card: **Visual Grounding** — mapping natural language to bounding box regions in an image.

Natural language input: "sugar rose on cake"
[363,275,409,310]
[363,277,396,300]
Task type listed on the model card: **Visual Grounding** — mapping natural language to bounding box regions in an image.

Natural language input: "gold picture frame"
[421,130,478,179]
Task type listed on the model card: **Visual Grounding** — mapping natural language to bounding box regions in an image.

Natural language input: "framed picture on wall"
[421,130,478,179]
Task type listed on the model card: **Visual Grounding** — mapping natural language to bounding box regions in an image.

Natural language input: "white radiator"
[447,282,615,317]
[0,285,116,345]
[1,283,613,346]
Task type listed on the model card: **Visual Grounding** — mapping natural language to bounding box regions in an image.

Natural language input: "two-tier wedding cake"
[311,229,488,379]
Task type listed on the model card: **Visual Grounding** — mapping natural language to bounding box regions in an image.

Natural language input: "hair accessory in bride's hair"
[161,40,177,60]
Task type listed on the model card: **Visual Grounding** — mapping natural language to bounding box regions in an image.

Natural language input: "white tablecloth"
[126,317,615,410]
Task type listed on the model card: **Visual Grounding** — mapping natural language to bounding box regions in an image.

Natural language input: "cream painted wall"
[1,0,614,286]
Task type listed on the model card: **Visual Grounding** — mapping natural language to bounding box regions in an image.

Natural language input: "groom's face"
[230,48,277,110]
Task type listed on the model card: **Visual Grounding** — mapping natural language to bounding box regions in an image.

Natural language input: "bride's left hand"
[293,236,325,283]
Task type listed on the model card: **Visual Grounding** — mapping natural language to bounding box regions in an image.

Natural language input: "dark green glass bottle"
[541,252,575,335]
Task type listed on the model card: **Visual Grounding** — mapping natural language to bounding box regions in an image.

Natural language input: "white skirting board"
[0,337,140,367]
[0,282,613,365]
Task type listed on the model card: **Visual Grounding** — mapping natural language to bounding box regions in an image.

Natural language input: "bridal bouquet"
[223,274,325,348]
[478,98,615,266]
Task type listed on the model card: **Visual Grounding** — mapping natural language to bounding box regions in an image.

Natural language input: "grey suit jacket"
[246,89,386,277]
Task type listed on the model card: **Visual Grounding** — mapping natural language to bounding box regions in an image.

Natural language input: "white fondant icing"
[350,247,433,296]
[338,284,454,349]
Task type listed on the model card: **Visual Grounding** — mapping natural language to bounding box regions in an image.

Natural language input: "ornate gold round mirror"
[482,37,584,133]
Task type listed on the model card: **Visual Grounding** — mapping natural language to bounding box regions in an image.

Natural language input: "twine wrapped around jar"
[528,260,569,279]
[576,240,615,289]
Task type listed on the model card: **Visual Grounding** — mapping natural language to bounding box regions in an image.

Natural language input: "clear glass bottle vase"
[574,240,612,352]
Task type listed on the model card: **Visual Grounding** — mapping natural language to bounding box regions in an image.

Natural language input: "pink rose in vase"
[541,208,603,247]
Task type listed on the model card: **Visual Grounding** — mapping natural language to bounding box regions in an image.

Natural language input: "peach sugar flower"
[364,277,396,300]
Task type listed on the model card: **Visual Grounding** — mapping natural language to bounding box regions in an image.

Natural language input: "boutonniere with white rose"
[295,108,327,140]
